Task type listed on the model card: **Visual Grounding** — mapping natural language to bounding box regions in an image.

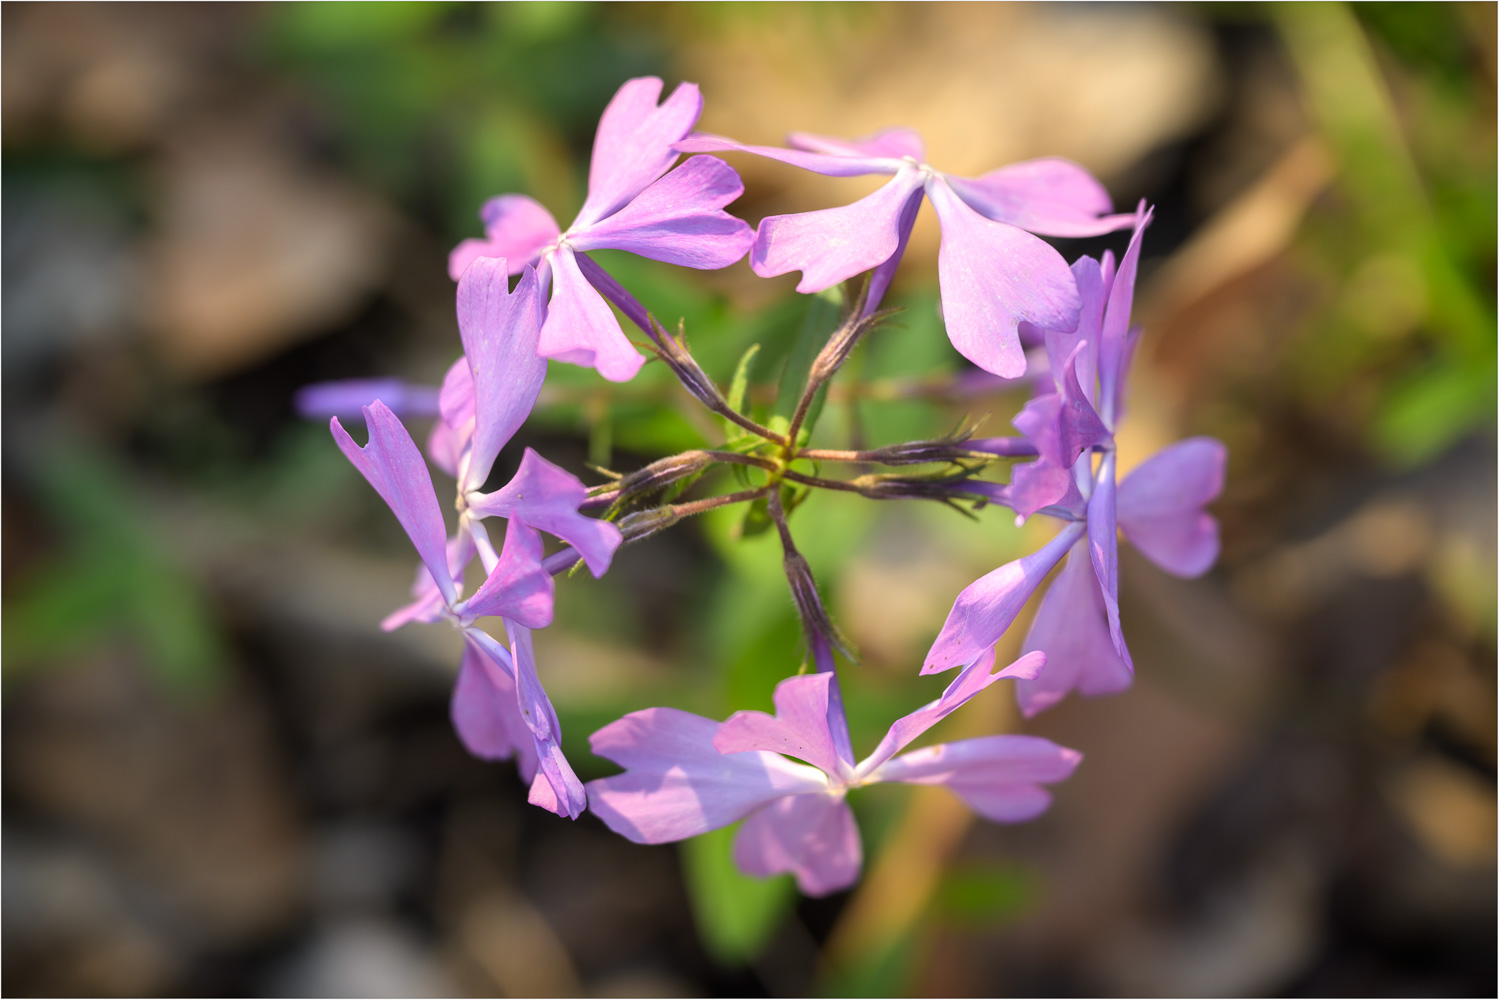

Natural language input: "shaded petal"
[1087,451,1130,662]
[572,155,753,269]
[752,166,924,293]
[864,186,924,312]
[456,260,547,492]
[538,245,645,383]
[734,793,861,897]
[715,673,846,778]
[574,252,651,334]
[430,357,475,479]
[459,520,554,628]
[922,521,1085,675]
[426,421,462,480]
[875,734,1082,822]
[448,194,561,280]
[926,177,1080,379]
[483,194,561,246]
[466,448,622,577]
[943,783,1053,823]
[1056,340,1112,459]
[382,529,477,632]
[587,708,828,844]
[576,78,702,228]
[1017,544,1132,718]
[858,649,1046,775]
[1042,255,1108,405]
[507,621,586,819]
[1040,472,1090,522]
[1006,463,1076,522]
[380,585,446,632]
[451,643,539,781]
[1117,437,1226,578]
[789,127,926,162]
[331,403,455,605]
[1008,344,1114,524]
[295,378,441,421]
[1007,396,1075,520]
[1098,206,1152,427]
[673,133,897,177]
[1013,393,1065,466]
[945,158,1134,238]
[438,355,475,433]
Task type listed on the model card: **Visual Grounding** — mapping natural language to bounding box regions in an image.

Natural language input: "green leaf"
[726,343,760,416]
[772,291,843,422]
[781,482,811,520]
[739,496,774,538]
[724,342,761,441]
[681,824,794,965]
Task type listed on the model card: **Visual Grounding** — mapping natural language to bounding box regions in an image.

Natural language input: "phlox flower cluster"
[300,77,1226,896]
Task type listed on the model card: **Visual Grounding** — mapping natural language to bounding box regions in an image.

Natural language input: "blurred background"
[3,3,1494,995]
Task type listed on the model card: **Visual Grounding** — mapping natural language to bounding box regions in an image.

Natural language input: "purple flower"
[923,209,1227,714]
[330,399,587,817]
[1003,206,1149,520]
[385,259,620,630]
[450,78,755,382]
[331,258,623,818]
[923,213,1151,677]
[1012,436,1226,715]
[586,650,1080,895]
[674,128,1134,376]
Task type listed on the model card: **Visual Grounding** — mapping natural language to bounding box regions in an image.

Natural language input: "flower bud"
[865,436,1033,465]
[807,304,895,385]
[618,505,682,544]
[783,548,856,661]
[615,450,715,501]
[647,318,724,413]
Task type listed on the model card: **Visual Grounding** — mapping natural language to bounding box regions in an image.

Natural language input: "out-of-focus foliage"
[1278,4,1495,466]
[4,444,228,697]
[261,3,665,236]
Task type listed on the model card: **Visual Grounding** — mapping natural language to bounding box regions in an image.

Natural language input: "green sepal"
[722,342,761,441]
[738,496,773,538]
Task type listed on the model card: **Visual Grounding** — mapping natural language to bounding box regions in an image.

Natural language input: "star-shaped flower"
[674,128,1135,377]
[330,258,624,818]
[923,211,1227,715]
[587,651,1079,895]
[450,77,755,382]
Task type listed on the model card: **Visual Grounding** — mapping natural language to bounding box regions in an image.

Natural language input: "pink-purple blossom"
[450,78,755,382]
[387,258,620,630]
[330,399,589,816]
[587,651,1080,895]
[302,75,1237,899]
[674,128,1135,376]
[922,208,1227,715]
[330,256,624,819]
